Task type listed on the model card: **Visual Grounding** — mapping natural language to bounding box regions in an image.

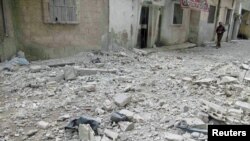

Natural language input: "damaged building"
[0,0,248,61]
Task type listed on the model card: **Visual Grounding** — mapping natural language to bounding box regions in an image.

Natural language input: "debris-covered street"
[0,40,250,141]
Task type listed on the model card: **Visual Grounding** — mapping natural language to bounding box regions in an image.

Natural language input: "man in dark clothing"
[216,22,226,48]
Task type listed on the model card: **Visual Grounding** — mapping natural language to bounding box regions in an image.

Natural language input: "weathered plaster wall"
[0,0,17,62]
[218,0,235,41]
[12,0,108,60]
[109,0,141,49]
[160,0,190,45]
[198,0,219,44]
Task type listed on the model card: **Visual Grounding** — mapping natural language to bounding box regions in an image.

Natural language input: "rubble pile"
[0,42,250,141]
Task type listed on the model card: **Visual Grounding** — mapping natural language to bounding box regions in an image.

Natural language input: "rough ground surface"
[0,40,250,141]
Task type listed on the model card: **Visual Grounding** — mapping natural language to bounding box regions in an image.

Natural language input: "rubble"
[30,65,42,73]
[193,78,216,85]
[118,122,134,131]
[235,101,250,112]
[37,121,50,129]
[119,109,134,120]
[75,67,117,76]
[83,84,96,92]
[79,124,95,141]
[219,76,239,84]
[113,94,131,107]
[104,129,119,141]
[165,132,184,141]
[26,129,38,137]
[64,67,77,80]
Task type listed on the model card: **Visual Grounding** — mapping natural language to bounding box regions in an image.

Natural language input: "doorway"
[138,6,149,48]
[188,10,200,43]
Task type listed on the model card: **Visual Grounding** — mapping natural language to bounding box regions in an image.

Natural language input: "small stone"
[37,121,50,129]
[235,101,250,112]
[26,129,38,137]
[113,94,131,107]
[101,136,111,141]
[197,112,209,123]
[58,114,70,121]
[165,132,184,141]
[133,114,144,123]
[79,124,95,141]
[183,106,189,113]
[193,78,216,85]
[191,132,200,138]
[119,109,134,120]
[83,84,96,92]
[241,64,250,70]
[103,100,114,111]
[30,65,42,73]
[64,67,77,81]
[219,76,239,84]
[95,108,105,115]
[182,77,192,82]
[104,129,119,141]
[118,122,134,131]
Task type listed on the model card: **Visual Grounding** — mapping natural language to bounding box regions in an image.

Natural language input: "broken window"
[207,5,216,23]
[173,3,183,25]
[225,9,232,25]
[43,0,80,24]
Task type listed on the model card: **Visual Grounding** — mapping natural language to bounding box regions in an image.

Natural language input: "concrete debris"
[17,51,25,58]
[104,129,119,141]
[101,136,111,141]
[219,76,239,84]
[48,62,75,67]
[200,99,227,122]
[197,112,209,123]
[30,65,42,73]
[193,78,216,85]
[235,101,250,112]
[118,122,134,131]
[182,77,193,82]
[95,108,105,115]
[165,132,184,141]
[103,100,114,111]
[133,48,148,56]
[132,114,144,123]
[83,84,96,92]
[191,132,200,138]
[37,121,50,129]
[241,64,250,70]
[79,124,95,141]
[26,129,38,137]
[75,67,117,76]
[119,109,134,120]
[110,112,129,123]
[113,94,131,107]
[58,114,71,121]
[64,67,77,80]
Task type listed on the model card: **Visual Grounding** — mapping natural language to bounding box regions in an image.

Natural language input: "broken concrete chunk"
[101,136,111,141]
[37,121,50,129]
[165,132,184,141]
[219,76,239,84]
[241,64,250,70]
[118,122,134,131]
[104,129,119,141]
[182,77,193,82]
[26,129,38,137]
[197,112,209,123]
[83,84,96,92]
[48,62,75,67]
[64,67,77,80]
[103,100,114,111]
[235,101,250,112]
[193,78,216,85]
[57,114,70,121]
[133,48,148,56]
[95,108,105,115]
[79,124,95,141]
[30,65,42,73]
[133,114,144,123]
[119,109,134,120]
[95,136,102,141]
[182,118,205,127]
[75,67,117,76]
[110,112,129,123]
[113,94,131,107]
[200,99,227,122]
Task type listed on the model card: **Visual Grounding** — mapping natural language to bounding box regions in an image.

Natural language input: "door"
[188,10,200,43]
[0,0,5,43]
[139,6,149,48]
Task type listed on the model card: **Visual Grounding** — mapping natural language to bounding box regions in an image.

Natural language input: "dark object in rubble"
[91,58,101,64]
[65,116,100,135]
[110,112,129,124]
[176,120,208,135]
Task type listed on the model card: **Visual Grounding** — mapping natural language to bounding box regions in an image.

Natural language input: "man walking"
[216,22,226,48]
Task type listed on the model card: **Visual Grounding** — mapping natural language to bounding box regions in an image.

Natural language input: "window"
[173,3,183,24]
[225,9,232,25]
[43,0,80,24]
[207,5,216,23]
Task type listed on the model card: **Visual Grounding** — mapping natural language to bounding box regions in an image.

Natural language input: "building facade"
[0,0,244,61]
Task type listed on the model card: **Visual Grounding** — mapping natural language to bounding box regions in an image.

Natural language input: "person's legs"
[217,34,223,48]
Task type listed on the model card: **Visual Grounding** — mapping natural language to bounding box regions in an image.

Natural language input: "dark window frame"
[207,5,216,23]
[172,3,184,25]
